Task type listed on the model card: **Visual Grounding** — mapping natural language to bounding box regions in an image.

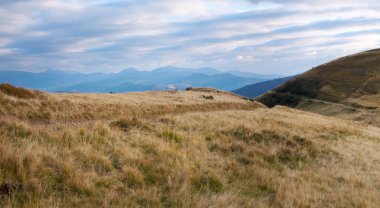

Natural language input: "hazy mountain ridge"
[0,70,111,91]
[0,67,275,92]
[232,76,296,98]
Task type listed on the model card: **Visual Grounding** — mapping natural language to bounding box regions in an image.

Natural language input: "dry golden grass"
[0,88,261,122]
[0,88,379,207]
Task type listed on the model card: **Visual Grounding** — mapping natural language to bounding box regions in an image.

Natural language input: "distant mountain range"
[232,76,295,98]
[0,66,279,92]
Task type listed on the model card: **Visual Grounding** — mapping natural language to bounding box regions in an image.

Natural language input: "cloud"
[0,0,379,74]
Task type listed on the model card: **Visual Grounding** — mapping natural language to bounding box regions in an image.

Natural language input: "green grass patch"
[160,130,183,143]
[223,126,287,144]
[191,174,223,194]
[110,118,151,132]
[122,167,144,188]
[0,121,32,138]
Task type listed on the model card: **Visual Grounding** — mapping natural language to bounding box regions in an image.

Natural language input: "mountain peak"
[118,67,140,74]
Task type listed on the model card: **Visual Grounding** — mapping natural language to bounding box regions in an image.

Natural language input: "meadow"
[0,85,379,207]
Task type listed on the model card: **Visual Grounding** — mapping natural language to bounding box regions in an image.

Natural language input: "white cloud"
[0,0,379,74]
[237,55,254,62]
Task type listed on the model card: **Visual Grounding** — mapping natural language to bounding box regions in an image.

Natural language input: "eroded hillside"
[0,86,379,207]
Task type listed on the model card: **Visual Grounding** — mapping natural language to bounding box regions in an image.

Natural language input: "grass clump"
[136,160,167,185]
[121,166,144,188]
[110,118,151,132]
[277,149,305,168]
[191,174,223,194]
[0,84,36,99]
[0,121,32,138]
[223,126,287,144]
[221,126,320,169]
[160,130,183,143]
[207,143,228,154]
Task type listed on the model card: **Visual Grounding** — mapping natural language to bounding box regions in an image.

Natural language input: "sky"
[0,0,380,75]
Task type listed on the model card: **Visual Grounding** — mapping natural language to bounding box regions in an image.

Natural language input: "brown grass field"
[0,86,380,207]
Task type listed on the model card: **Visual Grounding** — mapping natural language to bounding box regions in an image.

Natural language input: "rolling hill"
[232,76,295,98]
[0,84,379,207]
[257,49,380,126]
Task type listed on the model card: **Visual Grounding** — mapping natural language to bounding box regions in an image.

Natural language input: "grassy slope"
[0,85,262,122]
[0,86,379,207]
[256,49,380,126]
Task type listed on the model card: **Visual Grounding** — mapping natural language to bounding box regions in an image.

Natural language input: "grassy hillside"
[257,49,380,126]
[0,85,379,207]
[0,84,261,122]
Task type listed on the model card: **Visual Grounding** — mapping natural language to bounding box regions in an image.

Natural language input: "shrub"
[276,78,325,98]
[202,95,214,100]
[256,78,326,107]
[257,92,302,108]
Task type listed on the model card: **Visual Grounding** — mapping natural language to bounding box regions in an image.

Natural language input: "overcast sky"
[0,0,380,75]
